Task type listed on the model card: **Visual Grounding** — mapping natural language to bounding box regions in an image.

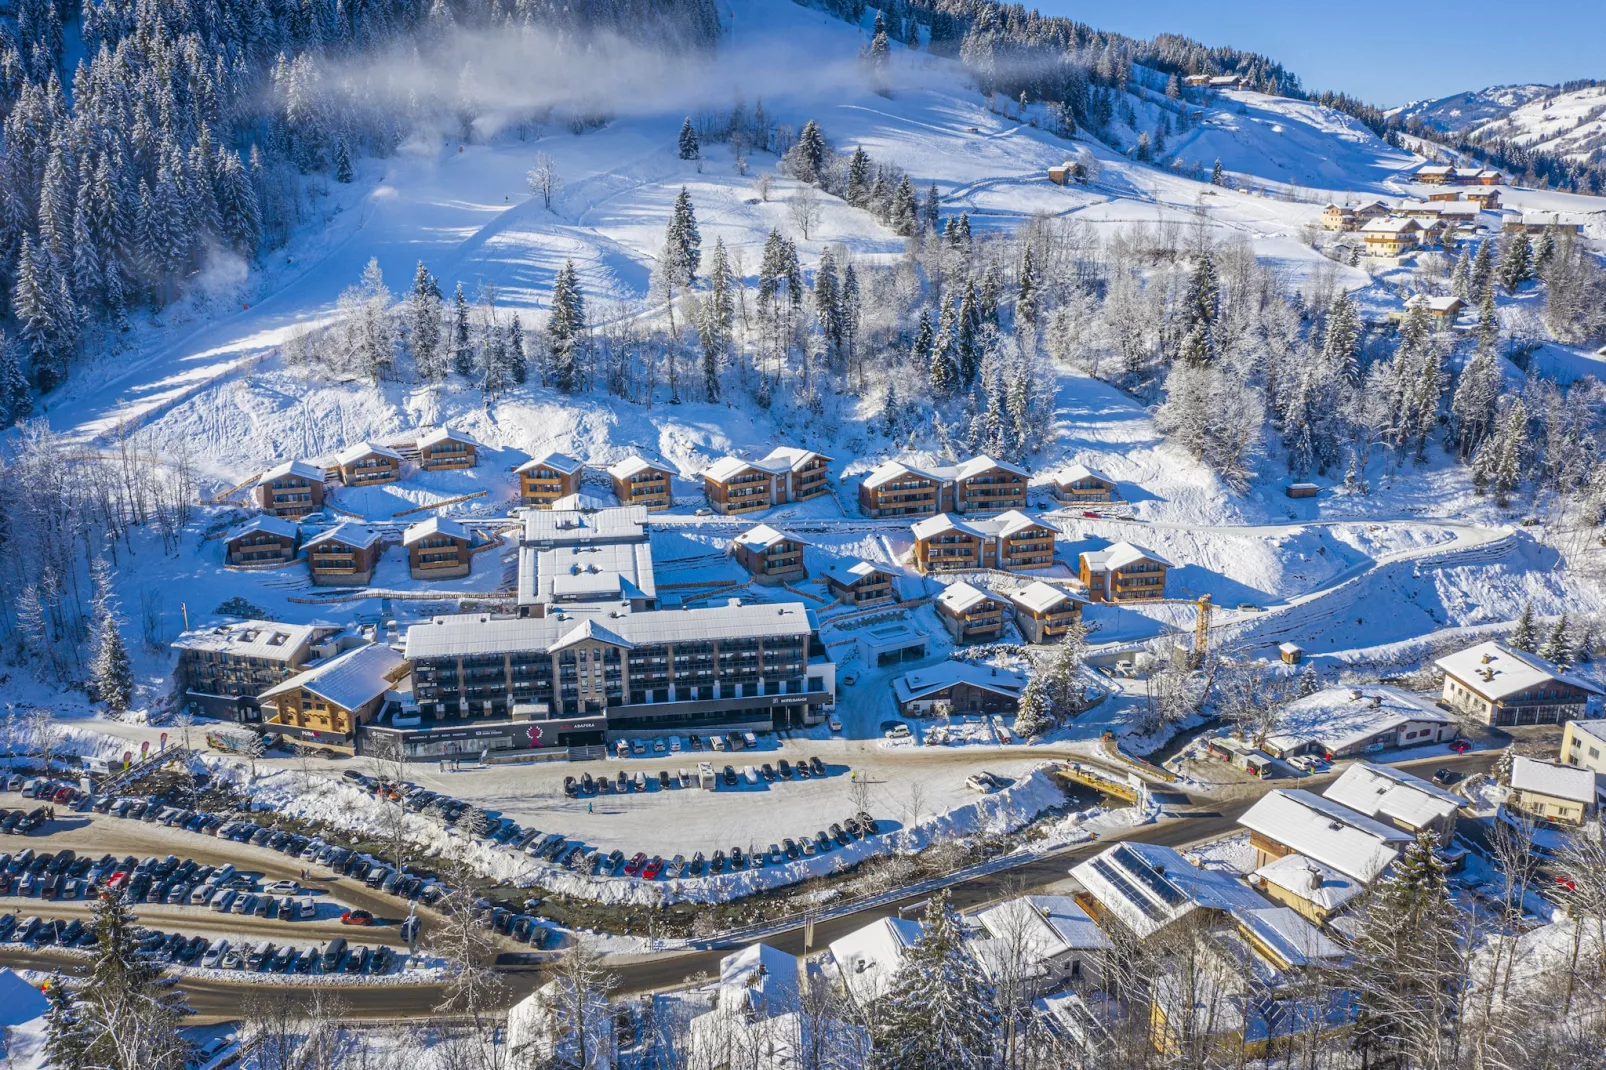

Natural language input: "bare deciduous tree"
[526,153,560,211]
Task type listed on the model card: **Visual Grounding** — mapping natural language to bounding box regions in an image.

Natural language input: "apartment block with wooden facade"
[335,442,404,486]
[517,451,585,508]
[253,460,326,518]
[858,455,1029,518]
[1434,640,1603,727]
[822,559,896,607]
[173,619,340,721]
[701,447,833,516]
[607,456,674,511]
[954,456,1030,513]
[403,516,472,580]
[935,581,1006,644]
[1051,464,1117,504]
[731,525,807,585]
[416,427,479,471]
[223,515,298,566]
[258,643,410,751]
[1007,581,1085,644]
[304,522,384,586]
[910,511,1058,575]
[1079,542,1170,602]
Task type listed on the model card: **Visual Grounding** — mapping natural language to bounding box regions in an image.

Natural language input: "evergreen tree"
[1320,291,1361,379]
[507,313,527,385]
[956,283,979,386]
[1497,231,1532,294]
[1210,158,1224,186]
[677,117,700,161]
[792,119,827,184]
[929,299,959,396]
[1472,397,1526,505]
[814,248,842,366]
[451,283,473,376]
[1475,285,1500,354]
[1511,601,1539,652]
[1471,238,1494,295]
[658,186,702,333]
[1540,614,1572,666]
[891,174,918,236]
[0,332,32,429]
[910,307,934,368]
[921,181,940,233]
[408,262,446,381]
[1575,621,1597,664]
[845,147,872,206]
[548,259,586,393]
[334,139,353,183]
[1450,244,1472,299]
[40,972,89,1069]
[1013,674,1052,738]
[1450,346,1501,461]
[880,381,899,437]
[74,891,191,1068]
[1532,225,1555,273]
[874,891,1000,1070]
[90,560,132,715]
[1016,246,1040,327]
[867,11,891,73]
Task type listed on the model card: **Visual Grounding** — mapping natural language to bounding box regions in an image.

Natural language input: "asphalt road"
[0,749,1497,1022]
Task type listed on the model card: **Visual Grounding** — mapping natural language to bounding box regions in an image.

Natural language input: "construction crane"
[1189,594,1212,669]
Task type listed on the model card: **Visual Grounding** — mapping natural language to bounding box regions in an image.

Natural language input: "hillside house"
[258,642,410,751]
[172,619,339,721]
[1183,74,1211,87]
[402,516,472,580]
[911,511,1057,574]
[829,917,924,1009]
[822,560,896,607]
[701,447,832,515]
[1262,685,1457,760]
[1435,640,1602,726]
[1360,217,1421,256]
[1320,204,1356,232]
[893,661,1025,716]
[517,451,585,508]
[1353,201,1391,223]
[1079,542,1170,602]
[416,427,479,470]
[1008,581,1084,644]
[1323,761,1461,844]
[606,456,674,511]
[732,525,807,584]
[968,896,1112,997]
[1237,789,1410,886]
[1051,464,1118,504]
[335,442,403,486]
[253,460,326,518]
[859,455,1028,517]
[1463,187,1501,210]
[1405,294,1466,322]
[1252,853,1363,924]
[1562,719,1606,776]
[507,979,615,1070]
[1414,164,1454,184]
[1502,212,1586,235]
[1509,756,1598,826]
[1455,167,1503,185]
[304,523,383,586]
[934,581,1007,643]
[223,515,298,566]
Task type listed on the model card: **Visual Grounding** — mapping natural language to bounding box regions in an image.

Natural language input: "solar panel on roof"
[1091,858,1165,922]
[1113,845,1188,907]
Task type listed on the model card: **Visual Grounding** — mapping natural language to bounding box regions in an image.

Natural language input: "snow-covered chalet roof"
[733,524,799,552]
[403,515,469,546]
[954,454,1027,480]
[1009,580,1079,615]
[259,642,406,711]
[549,492,613,512]
[257,459,324,485]
[1080,541,1170,573]
[936,580,996,614]
[303,522,382,552]
[1237,789,1410,884]
[828,916,923,1006]
[1272,685,1452,755]
[1253,853,1364,914]
[757,446,832,472]
[911,513,982,541]
[973,895,1112,969]
[1511,755,1598,804]
[1070,842,1268,941]
[606,455,669,480]
[1054,463,1113,486]
[716,943,800,1017]
[1435,641,1601,701]
[416,426,481,450]
[893,662,1025,705]
[172,619,332,660]
[1360,217,1420,235]
[515,450,584,475]
[1323,761,1460,830]
[224,514,299,543]
[334,441,403,466]
[823,559,886,587]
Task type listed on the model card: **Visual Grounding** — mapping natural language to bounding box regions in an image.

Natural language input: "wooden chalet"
[403,516,472,579]
[258,643,410,751]
[1007,581,1084,644]
[859,455,1028,518]
[1079,542,1170,602]
[253,460,326,518]
[335,442,403,486]
[822,559,896,607]
[223,515,298,566]
[606,456,674,511]
[1052,464,1118,504]
[731,525,807,585]
[416,427,479,471]
[517,451,585,508]
[304,522,383,587]
[1319,204,1356,232]
[934,581,1006,644]
[893,661,1026,716]
[1359,217,1421,256]
[701,447,832,516]
[910,511,1056,575]
[1462,187,1501,210]
[1434,640,1602,726]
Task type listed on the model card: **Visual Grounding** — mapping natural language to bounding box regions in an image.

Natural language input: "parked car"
[623,853,647,877]
[809,756,825,777]
[1448,739,1471,754]
[722,765,738,787]
[778,759,793,779]
[1432,768,1461,786]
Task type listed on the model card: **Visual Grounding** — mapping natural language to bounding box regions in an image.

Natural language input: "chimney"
[1481,653,1492,664]
[1308,866,1323,892]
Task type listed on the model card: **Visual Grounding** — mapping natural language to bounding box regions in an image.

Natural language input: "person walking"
[587,801,593,814]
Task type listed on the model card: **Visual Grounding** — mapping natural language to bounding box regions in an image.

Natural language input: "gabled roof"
[1070,842,1270,941]
[417,426,481,450]
[403,515,470,546]
[1361,217,1421,235]
[257,459,324,485]
[701,455,765,482]
[893,661,1026,705]
[1235,905,1345,968]
[1415,164,1454,176]
[733,524,800,552]
[828,916,923,1006]
[1054,463,1114,486]
[172,619,331,660]
[224,514,299,543]
[552,618,634,652]
[335,441,403,466]
[716,943,800,1017]
[974,895,1112,962]
[823,559,888,587]
[1237,789,1410,884]
[1511,755,1597,804]
[1009,580,1080,615]
[937,580,997,614]
[758,446,832,472]
[862,459,937,489]
[911,513,984,541]
[1081,541,1170,572]
[516,450,584,475]
[955,454,1028,480]
[0,968,49,1027]
[1253,852,1364,913]
[303,521,382,552]
[1323,761,1461,830]
[1272,685,1452,754]
[550,492,613,512]
[1435,641,1602,701]
[259,642,406,711]
[606,455,671,480]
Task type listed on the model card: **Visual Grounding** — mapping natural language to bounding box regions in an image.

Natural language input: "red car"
[641,856,665,880]
[107,872,130,891]
[1448,739,1471,754]
[341,909,374,926]
[622,852,647,877]
[52,787,73,804]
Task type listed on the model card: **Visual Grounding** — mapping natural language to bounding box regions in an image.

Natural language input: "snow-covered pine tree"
[867,11,891,75]
[90,559,132,716]
[910,307,934,369]
[880,381,899,437]
[792,119,827,184]
[1471,238,1494,295]
[1210,158,1224,186]
[815,247,842,367]
[73,891,190,1068]
[678,117,700,160]
[452,283,473,377]
[1013,674,1052,738]
[922,182,940,233]
[1016,245,1040,327]
[1320,290,1361,379]
[0,331,32,429]
[1449,346,1501,461]
[1540,615,1572,665]
[891,174,918,236]
[929,299,959,396]
[507,313,527,385]
[845,147,872,206]
[408,262,446,381]
[1510,601,1539,652]
[1498,232,1531,295]
[1531,225,1555,273]
[956,282,980,386]
[1471,396,1526,505]
[548,259,586,393]
[873,890,1001,1070]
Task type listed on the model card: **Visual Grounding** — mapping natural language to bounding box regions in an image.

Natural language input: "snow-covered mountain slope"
[1396,82,1606,166]
[1392,84,1555,131]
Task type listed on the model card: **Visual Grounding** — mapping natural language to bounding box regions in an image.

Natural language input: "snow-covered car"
[828,717,843,732]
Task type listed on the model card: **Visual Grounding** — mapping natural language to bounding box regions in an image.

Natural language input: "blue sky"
[1036,1,1604,105]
